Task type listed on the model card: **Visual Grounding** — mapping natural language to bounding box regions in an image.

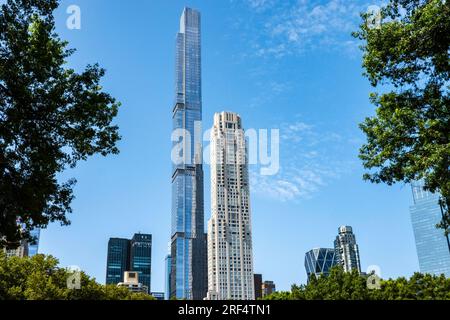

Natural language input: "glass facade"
[410,181,450,277]
[170,7,207,300]
[165,254,172,300]
[106,238,130,285]
[106,233,152,292]
[28,228,40,257]
[130,233,152,293]
[304,248,337,280]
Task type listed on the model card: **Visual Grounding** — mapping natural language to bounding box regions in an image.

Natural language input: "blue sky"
[28,0,420,292]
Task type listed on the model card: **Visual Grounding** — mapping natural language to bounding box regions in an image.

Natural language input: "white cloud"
[250,118,356,201]
[242,0,383,57]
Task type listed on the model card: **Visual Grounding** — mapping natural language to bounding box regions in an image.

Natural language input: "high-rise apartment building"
[410,181,450,277]
[207,112,255,300]
[106,233,152,293]
[170,7,207,300]
[334,226,361,273]
[304,248,338,280]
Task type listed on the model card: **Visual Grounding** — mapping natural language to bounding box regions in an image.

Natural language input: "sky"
[22,0,421,292]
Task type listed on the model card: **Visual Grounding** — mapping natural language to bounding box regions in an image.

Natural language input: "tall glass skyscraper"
[410,181,450,277]
[170,7,207,300]
[305,248,338,280]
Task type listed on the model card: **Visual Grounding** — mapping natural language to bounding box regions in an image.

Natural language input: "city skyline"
[37,0,426,291]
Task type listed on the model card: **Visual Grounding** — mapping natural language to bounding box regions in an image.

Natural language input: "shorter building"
[305,248,338,280]
[254,274,263,299]
[151,292,165,301]
[4,240,28,258]
[106,233,152,293]
[117,271,148,294]
[164,254,171,300]
[262,281,276,297]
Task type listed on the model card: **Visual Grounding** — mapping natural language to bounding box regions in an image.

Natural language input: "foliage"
[0,0,122,247]
[263,267,450,300]
[353,0,450,234]
[0,252,154,300]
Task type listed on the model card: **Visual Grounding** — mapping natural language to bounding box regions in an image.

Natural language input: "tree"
[0,252,155,300]
[353,0,450,234]
[262,267,450,300]
[0,0,121,247]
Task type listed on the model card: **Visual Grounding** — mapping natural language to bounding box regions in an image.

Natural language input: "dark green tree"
[0,252,155,300]
[353,0,450,234]
[0,0,121,247]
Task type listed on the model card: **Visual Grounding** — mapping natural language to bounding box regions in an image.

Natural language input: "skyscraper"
[170,7,207,300]
[106,238,130,286]
[410,181,450,277]
[106,233,152,292]
[130,233,152,292]
[28,228,40,257]
[334,226,361,273]
[207,112,255,300]
[304,248,338,280]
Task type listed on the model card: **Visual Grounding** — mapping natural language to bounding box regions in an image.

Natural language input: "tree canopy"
[0,0,121,247]
[0,252,154,300]
[263,267,450,300]
[354,0,450,233]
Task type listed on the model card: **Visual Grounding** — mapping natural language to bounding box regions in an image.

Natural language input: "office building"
[262,281,275,297]
[170,7,207,300]
[165,254,172,300]
[130,233,152,292]
[304,248,338,280]
[207,112,255,300]
[410,181,450,277]
[254,274,262,299]
[334,226,361,273]
[28,228,41,257]
[106,233,152,292]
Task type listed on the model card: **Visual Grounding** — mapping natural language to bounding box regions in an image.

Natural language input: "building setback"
[207,112,255,300]
[410,181,450,277]
[170,7,207,300]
